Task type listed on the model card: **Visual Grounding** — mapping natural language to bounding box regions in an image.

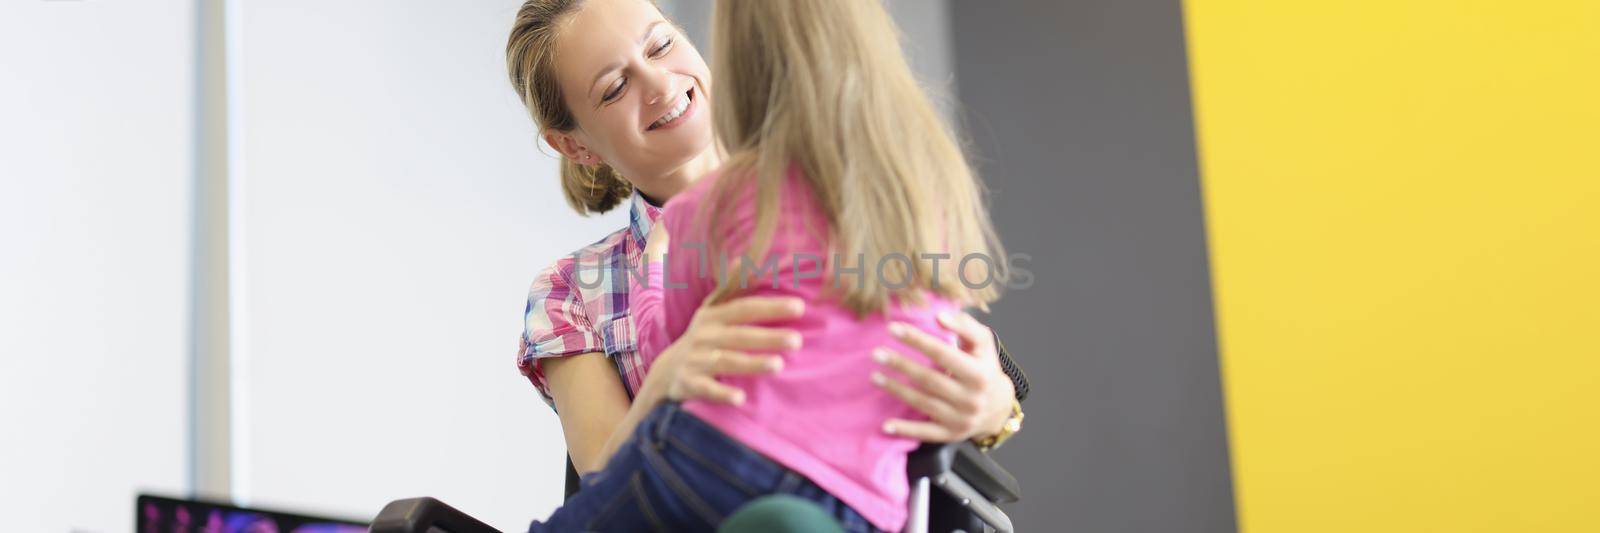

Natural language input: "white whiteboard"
[230,0,625,528]
[0,1,195,531]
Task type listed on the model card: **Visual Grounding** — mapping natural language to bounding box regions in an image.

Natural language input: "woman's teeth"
[650,93,690,130]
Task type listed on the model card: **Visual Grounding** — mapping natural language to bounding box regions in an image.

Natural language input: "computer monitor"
[137,494,367,533]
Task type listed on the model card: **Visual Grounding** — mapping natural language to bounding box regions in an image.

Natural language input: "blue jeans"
[529,402,880,533]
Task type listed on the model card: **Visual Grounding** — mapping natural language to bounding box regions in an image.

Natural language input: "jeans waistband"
[646,402,791,486]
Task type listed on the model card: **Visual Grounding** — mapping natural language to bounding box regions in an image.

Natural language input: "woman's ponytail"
[559,158,632,215]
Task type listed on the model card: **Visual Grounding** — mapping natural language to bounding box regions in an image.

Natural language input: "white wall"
[230,0,624,528]
[0,1,195,531]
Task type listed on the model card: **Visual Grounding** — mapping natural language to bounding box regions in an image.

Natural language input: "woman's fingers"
[887,322,983,386]
[706,349,784,375]
[699,296,806,325]
[680,375,746,405]
[710,325,802,352]
[881,419,960,442]
[872,347,977,411]
[871,370,964,427]
[936,311,995,355]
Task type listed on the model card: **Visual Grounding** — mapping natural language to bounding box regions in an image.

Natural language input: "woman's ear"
[543,130,604,167]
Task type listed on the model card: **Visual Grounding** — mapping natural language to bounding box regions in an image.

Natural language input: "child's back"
[636,164,958,530]
[638,0,1006,528]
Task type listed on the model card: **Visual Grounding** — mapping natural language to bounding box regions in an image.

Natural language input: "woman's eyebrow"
[587,20,671,99]
[638,20,668,45]
[588,61,624,99]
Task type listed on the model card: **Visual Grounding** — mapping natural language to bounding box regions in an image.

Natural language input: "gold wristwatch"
[973,399,1024,451]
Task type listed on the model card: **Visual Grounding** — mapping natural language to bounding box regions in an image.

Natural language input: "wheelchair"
[373,336,1028,533]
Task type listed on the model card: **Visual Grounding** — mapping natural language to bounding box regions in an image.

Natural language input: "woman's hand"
[643,222,670,265]
[871,312,1017,442]
[593,295,804,469]
[638,296,805,407]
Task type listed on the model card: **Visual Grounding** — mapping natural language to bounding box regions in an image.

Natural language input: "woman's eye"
[651,38,673,58]
[602,78,626,103]
[599,35,670,104]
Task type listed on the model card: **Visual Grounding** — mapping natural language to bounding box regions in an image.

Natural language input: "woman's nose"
[639,66,679,106]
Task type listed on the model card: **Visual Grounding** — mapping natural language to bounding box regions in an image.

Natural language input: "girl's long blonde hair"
[705,0,1005,314]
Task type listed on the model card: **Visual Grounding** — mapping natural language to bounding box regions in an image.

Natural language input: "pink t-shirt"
[630,166,957,532]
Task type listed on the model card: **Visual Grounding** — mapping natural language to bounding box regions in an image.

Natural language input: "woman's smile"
[646,85,698,132]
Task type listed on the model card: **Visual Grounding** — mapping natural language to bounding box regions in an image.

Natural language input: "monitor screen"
[137,494,368,533]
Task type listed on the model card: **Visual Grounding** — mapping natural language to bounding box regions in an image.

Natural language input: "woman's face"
[547,0,713,187]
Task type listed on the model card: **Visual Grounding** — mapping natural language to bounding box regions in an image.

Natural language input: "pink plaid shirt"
[518,191,662,407]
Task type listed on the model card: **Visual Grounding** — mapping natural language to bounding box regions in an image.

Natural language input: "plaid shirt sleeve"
[517,258,604,407]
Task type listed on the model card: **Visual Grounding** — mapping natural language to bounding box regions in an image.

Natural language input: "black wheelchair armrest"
[994,331,1029,403]
[371,497,501,533]
[906,441,1022,504]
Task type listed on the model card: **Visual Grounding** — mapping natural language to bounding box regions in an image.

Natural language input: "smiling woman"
[510,0,716,216]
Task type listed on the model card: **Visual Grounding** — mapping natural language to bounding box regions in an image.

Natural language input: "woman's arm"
[546,224,803,473]
[543,352,632,474]
[554,308,1017,471]
[587,296,802,468]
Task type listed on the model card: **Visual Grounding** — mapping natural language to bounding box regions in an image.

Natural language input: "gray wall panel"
[950,1,1237,531]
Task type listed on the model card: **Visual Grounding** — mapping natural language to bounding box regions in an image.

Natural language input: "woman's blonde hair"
[706,0,1005,314]
[506,0,634,215]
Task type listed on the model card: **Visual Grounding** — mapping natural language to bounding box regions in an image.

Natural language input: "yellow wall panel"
[1183,1,1600,531]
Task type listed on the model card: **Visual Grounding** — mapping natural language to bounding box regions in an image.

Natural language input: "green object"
[717,495,846,533]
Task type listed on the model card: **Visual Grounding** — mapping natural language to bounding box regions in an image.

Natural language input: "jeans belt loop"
[653,402,677,449]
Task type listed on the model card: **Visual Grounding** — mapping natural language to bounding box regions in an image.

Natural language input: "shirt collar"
[628,189,663,249]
